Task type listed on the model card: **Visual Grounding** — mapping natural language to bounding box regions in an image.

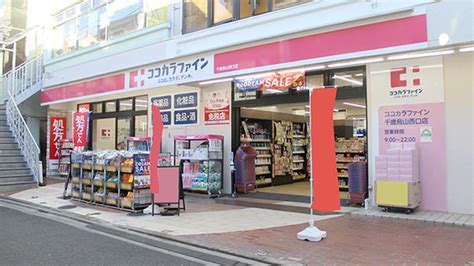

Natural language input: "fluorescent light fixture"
[387,50,454,60]
[278,65,325,74]
[266,89,284,94]
[343,102,366,109]
[459,46,474,52]
[236,72,275,79]
[199,78,233,85]
[333,75,363,86]
[328,57,384,68]
[355,73,364,77]
[135,99,148,103]
[352,117,367,120]
[306,105,339,112]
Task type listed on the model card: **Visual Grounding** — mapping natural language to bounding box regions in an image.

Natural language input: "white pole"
[297,86,327,242]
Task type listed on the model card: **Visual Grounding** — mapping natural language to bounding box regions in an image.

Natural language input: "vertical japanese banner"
[73,112,90,149]
[49,117,67,169]
[150,105,164,196]
[310,88,340,212]
[204,88,230,125]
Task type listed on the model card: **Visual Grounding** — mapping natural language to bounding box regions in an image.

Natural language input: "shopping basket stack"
[348,162,368,205]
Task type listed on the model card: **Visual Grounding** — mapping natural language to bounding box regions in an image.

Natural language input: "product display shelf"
[335,138,367,200]
[291,122,307,182]
[71,151,151,212]
[241,119,273,186]
[272,120,293,185]
[58,139,74,177]
[175,135,224,195]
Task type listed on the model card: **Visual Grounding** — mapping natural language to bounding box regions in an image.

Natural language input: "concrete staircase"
[0,103,36,193]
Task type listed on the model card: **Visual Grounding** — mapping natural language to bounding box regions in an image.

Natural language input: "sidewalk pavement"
[7,183,474,265]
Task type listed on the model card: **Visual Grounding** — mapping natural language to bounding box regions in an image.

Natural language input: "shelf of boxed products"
[256,178,272,186]
[58,139,74,176]
[182,161,223,192]
[70,151,151,211]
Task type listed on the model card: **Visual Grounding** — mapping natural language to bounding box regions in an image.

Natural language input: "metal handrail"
[4,54,43,102]
[6,90,41,184]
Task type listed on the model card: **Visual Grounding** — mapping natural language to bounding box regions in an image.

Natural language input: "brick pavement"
[176,215,474,265]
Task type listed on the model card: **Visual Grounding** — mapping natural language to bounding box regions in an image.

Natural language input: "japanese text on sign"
[151,95,171,110]
[146,58,209,85]
[174,92,198,109]
[49,117,67,160]
[174,109,198,125]
[160,111,171,126]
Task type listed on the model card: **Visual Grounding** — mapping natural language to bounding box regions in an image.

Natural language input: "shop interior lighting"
[352,117,367,120]
[387,50,454,60]
[306,105,339,112]
[199,78,233,85]
[266,89,284,94]
[333,75,363,86]
[343,102,366,109]
[236,72,275,79]
[459,46,474,52]
[278,65,325,74]
[328,57,384,68]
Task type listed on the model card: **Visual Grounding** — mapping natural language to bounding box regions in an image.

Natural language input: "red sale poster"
[49,117,67,160]
[204,88,230,125]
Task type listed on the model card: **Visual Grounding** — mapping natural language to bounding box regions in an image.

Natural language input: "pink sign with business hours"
[378,102,446,211]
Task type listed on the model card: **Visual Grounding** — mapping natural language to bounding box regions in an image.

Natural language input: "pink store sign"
[378,102,446,211]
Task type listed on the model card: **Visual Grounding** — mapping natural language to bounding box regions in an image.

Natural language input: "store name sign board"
[174,92,198,109]
[127,56,213,91]
[370,56,444,105]
[234,71,305,93]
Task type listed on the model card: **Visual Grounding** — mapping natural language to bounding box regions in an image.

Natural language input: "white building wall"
[443,52,474,214]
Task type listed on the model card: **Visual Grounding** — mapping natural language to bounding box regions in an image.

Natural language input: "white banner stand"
[297,87,328,242]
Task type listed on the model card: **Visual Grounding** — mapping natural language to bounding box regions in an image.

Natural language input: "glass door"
[117,117,132,150]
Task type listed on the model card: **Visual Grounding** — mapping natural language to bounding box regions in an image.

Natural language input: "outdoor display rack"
[70,150,151,212]
[57,139,73,177]
[174,135,224,196]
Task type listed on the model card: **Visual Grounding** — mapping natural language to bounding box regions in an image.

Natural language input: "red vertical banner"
[73,112,89,149]
[310,88,340,211]
[49,117,67,160]
[150,105,164,194]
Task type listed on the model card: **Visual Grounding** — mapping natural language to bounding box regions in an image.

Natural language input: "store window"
[92,103,103,113]
[183,0,208,34]
[53,19,77,57]
[52,0,168,58]
[272,0,311,10]
[105,101,116,112]
[135,96,148,111]
[117,117,132,150]
[135,115,148,137]
[213,0,233,24]
[183,0,310,33]
[119,98,133,111]
[107,0,145,40]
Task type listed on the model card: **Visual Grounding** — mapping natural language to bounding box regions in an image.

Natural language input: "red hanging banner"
[310,88,340,211]
[150,104,164,194]
[49,117,67,160]
[73,112,89,149]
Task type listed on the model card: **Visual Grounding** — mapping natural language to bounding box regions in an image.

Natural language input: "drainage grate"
[58,205,77,210]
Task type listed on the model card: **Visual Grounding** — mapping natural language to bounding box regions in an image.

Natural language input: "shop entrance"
[232,66,368,205]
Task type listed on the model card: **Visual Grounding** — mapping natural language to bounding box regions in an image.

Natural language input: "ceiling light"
[236,72,275,79]
[387,50,454,60]
[199,78,233,85]
[328,58,384,68]
[333,75,363,86]
[266,89,284,94]
[278,65,325,74]
[343,102,366,109]
[306,105,339,112]
[352,117,367,120]
[459,46,474,52]
[355,73,364,77]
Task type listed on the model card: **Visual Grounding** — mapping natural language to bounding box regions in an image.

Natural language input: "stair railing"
[3,54,43,103]
[5,89,41,184]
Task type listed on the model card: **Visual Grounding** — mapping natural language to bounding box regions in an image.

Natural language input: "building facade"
[38,0,473,214]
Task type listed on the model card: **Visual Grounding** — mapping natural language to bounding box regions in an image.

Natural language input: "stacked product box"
[376,143,419,182]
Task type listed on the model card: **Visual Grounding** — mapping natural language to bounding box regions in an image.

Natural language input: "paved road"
[0,200,264,266]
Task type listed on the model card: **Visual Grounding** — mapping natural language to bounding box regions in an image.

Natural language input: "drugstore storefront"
[42,13,474,214]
